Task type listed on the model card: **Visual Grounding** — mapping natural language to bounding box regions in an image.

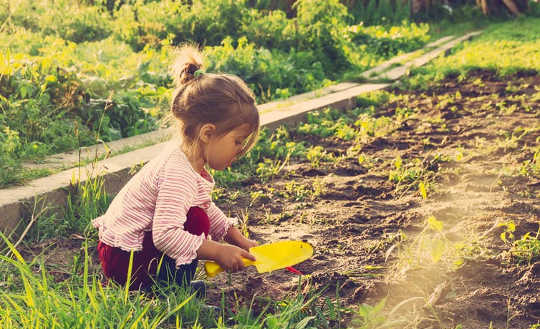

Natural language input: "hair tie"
[194,69,205,78]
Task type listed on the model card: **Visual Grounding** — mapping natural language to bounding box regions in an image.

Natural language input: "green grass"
[0,235,202,328]
[1,162,349,328]
[401,16,540,90]
[1,231,346,328]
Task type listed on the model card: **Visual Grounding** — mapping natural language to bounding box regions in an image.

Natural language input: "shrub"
[205,37,328,103]
[0,53,156,161]
[294,0,353,75]
[112,0,182,51]
[6,0,112,43]
[241,8,298,50]
[350,21,430,58]
[112,0,250,51]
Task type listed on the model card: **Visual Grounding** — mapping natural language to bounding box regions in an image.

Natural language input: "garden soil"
[21,70,539,328]
[209,70,539,328]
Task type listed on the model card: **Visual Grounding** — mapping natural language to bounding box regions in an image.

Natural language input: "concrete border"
[0,31,482,235]
[359,35,456,79]
[21,82,361,173]
[378,31,482,80]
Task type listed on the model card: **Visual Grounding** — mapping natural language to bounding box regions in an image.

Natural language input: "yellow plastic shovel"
[204,240,313,277]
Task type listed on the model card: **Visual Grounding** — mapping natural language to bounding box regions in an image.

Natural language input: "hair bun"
[171,45,204,87]
[185,63,199,76]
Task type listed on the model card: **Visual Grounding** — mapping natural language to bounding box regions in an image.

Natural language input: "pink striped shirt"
[92,141,236,267]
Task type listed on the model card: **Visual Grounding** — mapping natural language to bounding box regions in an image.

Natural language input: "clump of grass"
[0,230,346,328]
[400,17,540,90]
[27,173,112,243]
[0,232,202,328]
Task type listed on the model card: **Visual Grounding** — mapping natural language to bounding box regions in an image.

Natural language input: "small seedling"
[510,230,540,265]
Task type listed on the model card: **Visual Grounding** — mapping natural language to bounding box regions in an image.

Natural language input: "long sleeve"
[152,164,204,266]
[207,202,238,241]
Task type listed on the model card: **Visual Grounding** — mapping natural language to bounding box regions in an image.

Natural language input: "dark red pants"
[97,207,210,290]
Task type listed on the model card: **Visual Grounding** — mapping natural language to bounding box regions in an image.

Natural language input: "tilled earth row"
[210,70,540,328]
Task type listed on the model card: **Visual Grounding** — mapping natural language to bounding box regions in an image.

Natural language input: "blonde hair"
[170,45,260,157]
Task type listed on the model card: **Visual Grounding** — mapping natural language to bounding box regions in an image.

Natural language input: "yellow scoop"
[205,240,313,277]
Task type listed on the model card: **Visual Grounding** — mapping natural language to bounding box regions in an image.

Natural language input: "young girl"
[92,45,260,292]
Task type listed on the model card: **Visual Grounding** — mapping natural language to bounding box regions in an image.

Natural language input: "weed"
[511,230,540,265]
[249,190,265,206]
[519,147,540,178]
[237,209,251,238]
[306,145,332,168]
[279,179,325,202]
[386,215,483,274]
[212,187,226,200]
[354,115,396,138]
[350,297,423,329]
[498,222,540,266]
[419,181,428,200]
[388,154,446,197]
[498,221,516,243]
[256,153,291,183]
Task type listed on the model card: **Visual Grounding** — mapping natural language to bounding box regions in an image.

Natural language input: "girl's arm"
[224,226,258,251]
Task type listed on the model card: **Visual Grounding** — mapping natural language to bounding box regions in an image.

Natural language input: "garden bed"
[206,69,539,328]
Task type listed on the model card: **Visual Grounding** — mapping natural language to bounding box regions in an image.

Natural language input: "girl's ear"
[199,123,216,144]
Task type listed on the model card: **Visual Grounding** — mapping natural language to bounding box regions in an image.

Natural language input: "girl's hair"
[170,45,259,157]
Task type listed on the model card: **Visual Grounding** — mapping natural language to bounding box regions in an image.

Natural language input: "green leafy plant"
[511,230,540,265]
[306,145,331,168]
[519,147,540,178]
[499,222,540,265]
[280,179,325,202]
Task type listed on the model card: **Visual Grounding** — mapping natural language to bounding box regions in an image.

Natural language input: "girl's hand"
[224,226,259,251]
[237,237,258,251]
[216,244,256,273]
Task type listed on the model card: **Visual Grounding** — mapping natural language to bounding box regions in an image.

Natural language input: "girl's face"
[205,123,252,170]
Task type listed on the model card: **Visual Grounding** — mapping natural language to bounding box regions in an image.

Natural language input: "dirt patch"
[208,70,539,328]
